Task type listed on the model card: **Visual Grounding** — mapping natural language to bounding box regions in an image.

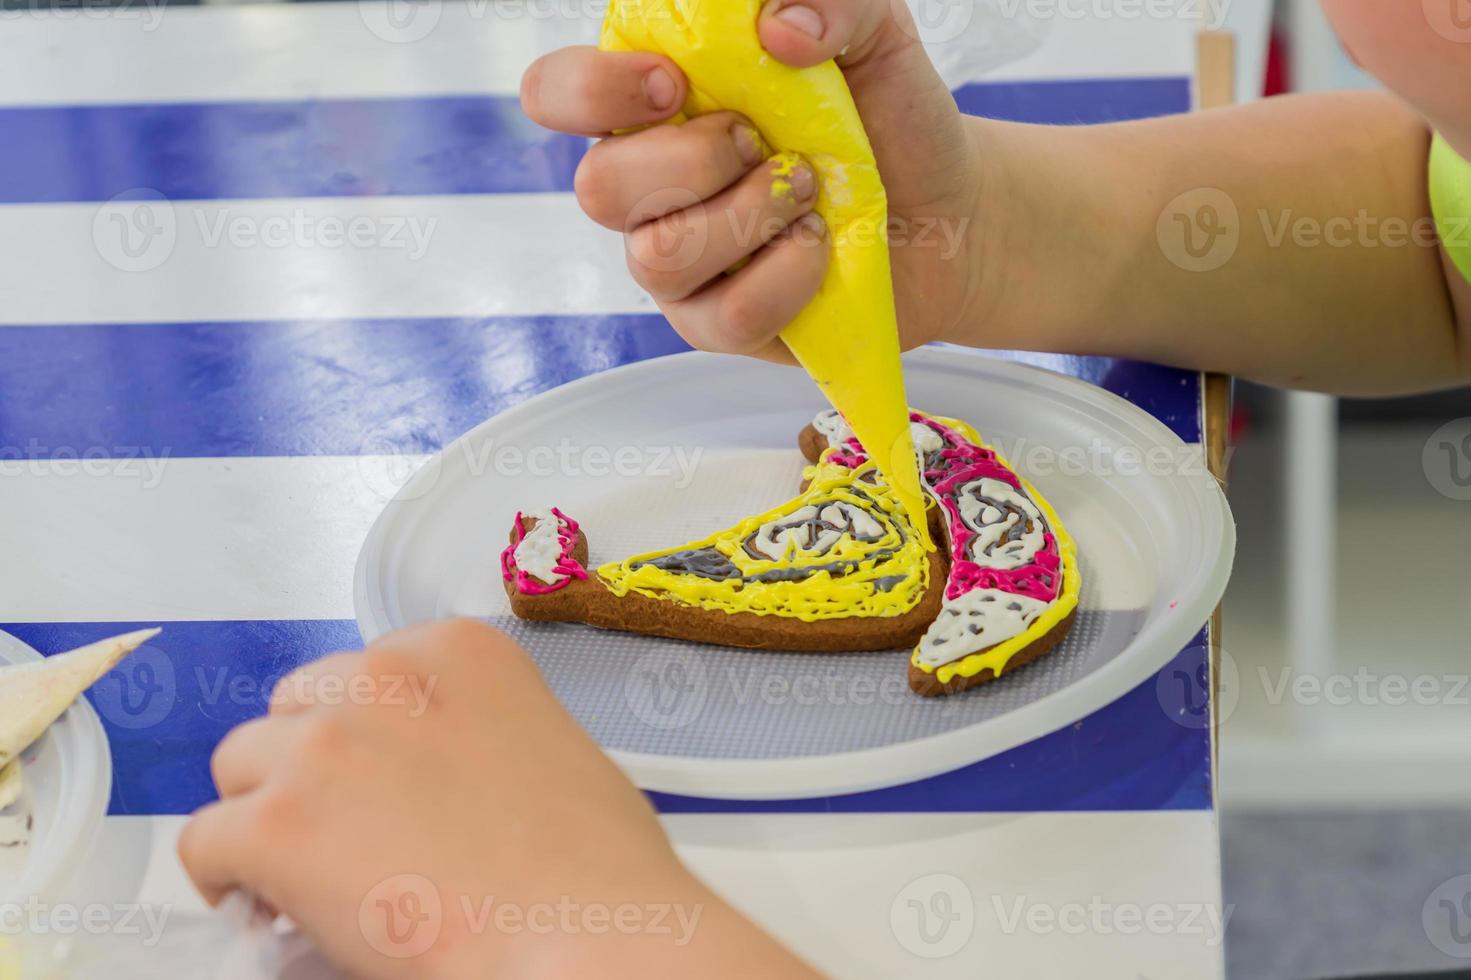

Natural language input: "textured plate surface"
[355,349,1234,799]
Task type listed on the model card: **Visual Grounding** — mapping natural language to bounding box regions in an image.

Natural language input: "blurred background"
[1215,4,1471,979]
[4,0,1469,976]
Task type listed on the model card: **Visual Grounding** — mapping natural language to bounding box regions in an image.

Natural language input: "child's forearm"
[958,90,1471,395]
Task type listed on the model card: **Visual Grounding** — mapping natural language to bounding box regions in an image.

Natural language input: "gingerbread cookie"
[500,410,1080,697]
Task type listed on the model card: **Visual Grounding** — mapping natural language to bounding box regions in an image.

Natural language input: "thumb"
[756,0,934,71]
[758,0,970,213]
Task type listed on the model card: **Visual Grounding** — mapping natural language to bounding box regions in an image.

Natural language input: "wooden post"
[1196,30,1235,770]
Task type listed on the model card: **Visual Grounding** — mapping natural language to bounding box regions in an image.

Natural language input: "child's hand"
[179,620,815,980]
[520,0,984,360]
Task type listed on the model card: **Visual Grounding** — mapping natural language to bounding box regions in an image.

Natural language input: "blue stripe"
[0,318,1199,460]
[0,78,1186,204]
[967,349,1203,443]
[953,77,1191,125]
[0,315,692,459]
[0,97,588,204]
[4,621,1209,816]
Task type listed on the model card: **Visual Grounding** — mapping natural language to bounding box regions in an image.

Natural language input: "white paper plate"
[355,349,1234,799]
[0,631,113,905]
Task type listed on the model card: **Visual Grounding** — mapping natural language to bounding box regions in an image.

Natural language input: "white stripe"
[0,3,595,107]
[123,811,1224,977]
[0,3,1213,108]
[0,195,654,324]
[0,456,424,622]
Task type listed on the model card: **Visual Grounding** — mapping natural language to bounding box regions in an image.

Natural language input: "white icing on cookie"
[914,588,1051,669]
[752,506,829,560]
[514,508,569,585]
[957,477,1045,570]
[814,411,943,462]
[748,502,885,560]
[812,409,853,446]
[826,502,884,540]
[910,420,944,456]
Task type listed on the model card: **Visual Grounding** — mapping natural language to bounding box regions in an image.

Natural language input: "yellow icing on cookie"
[910,439,1082,684]
[600,0,932,549]
[598,461,928,620]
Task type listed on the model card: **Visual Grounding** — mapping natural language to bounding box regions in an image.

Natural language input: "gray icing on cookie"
[872,574,909,593]
[638,497,906,588]
[637,548,741,581]
[742,501,887,562]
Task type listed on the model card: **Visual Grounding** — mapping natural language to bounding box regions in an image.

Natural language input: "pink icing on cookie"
[500,507,588,595]
[946,544,1062,602]
[827,442,869,469]
[821,411,1063,606]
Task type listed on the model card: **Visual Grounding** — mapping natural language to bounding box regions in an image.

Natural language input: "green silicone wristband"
[1430,132,1471,286]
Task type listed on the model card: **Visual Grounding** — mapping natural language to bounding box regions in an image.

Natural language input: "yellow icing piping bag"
[601,0,933,548]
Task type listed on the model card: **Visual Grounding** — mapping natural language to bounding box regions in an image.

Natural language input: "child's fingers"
[626,156,819,302]
[178,799,264,907]
[520,46,688,137]
[576,111,767,231]
[267,652,361,715]
[663,213,829,356]
[210,714,301,798]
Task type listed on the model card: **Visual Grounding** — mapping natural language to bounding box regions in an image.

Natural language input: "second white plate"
[0,631,114,906]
